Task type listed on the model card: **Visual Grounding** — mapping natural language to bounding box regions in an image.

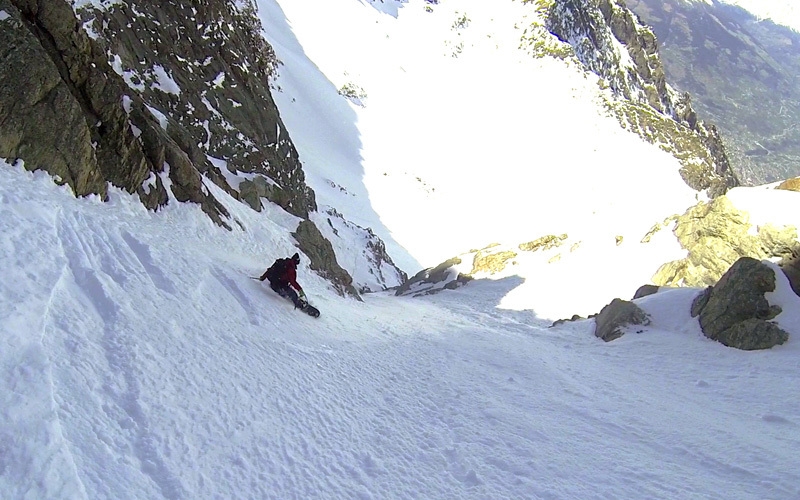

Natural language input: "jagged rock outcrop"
[318,208,407,293]
[541,0,739,197]
[0,0,316,221]
[0,0,106,198]
[396,234,577,297]
[593,298,650,342]
[0,0,235,225]
[70,0,316,218]
[551,314,587,327]
[0,0,401,295]
[653,196,800,287]
[691,257,789,350]
[632,284,659,299]
[776,178,800,193]
[394,258,473,297]
[293,220,360,299]
[519,234,568,252]
[471,248,518,275]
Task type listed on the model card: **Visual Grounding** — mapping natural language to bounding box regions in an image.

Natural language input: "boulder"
[633,284,659,299]
[779,252,800,296]
[654,196,800,287]
[593,298,650,342]
[692,257,788,350]
[776,177,800,192]
[471,250,518,275]
[712,319,789,352]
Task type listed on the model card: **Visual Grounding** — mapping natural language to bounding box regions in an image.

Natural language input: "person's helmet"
[291,253,300,265]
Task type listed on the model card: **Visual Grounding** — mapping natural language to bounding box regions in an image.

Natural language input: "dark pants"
[270,281,302,307]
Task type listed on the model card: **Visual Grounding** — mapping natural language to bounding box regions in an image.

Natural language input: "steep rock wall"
[541,0,740,197]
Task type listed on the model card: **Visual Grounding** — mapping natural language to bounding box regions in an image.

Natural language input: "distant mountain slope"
[541,0,739,196]
[629,0,800,185]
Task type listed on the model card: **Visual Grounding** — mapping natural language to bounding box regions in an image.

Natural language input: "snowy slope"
[2,160,800,500]
[258,0,701,274]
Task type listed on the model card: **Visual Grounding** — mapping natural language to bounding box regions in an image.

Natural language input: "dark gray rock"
[779,252,800,297]
[0,0,106,197]
[593,298,650,342]
[551,314,586,327]
[690,287,713,318]
[692,257,788,350]
[633,284,659,299]
[72,0,316,218]
[395,257,472,297]
[293,220,360,300]
[712,319,789,351]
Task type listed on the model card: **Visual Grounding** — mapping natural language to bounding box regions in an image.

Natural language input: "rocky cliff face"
[628,0,800,185]
[652,195,800,288]
[69,0,317,218]
[0,0,405,294]
[531,0,740,197]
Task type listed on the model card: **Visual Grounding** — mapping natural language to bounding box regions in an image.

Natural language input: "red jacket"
[278,260,302,291]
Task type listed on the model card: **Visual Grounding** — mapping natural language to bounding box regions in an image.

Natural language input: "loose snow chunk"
[80,18,100,39]
[122,95,132,114]
[207,155,227,171]
[141,170,158,194]
[151,65,181,95]
[0,10,12,21]
[146,105,169,130]
[110,54,124,76]
[72,0,124,11]
[764,261,800,338]
[211,72,226,88]
[123,70,145,92]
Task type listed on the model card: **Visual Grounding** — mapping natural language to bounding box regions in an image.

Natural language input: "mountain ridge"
[628,0,800,184]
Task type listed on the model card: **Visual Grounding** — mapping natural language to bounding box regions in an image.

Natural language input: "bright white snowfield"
[4,167,800,500]
[2,0,800,499]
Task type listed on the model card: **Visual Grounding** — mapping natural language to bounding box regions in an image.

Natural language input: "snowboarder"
[259,252,308,308]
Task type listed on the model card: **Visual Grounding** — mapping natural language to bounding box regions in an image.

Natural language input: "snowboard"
[250,276,320,317]
[278,293,321,318]
[298,302,321,318]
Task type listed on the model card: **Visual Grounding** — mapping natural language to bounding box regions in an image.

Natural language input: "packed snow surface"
[2,164,800,499]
